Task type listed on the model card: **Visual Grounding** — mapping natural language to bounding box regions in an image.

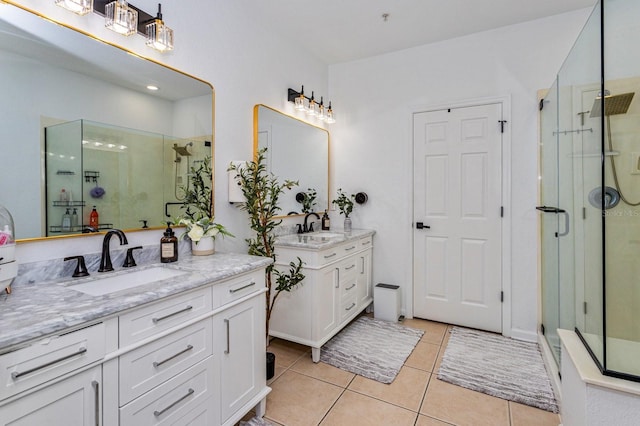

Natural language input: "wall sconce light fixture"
[146,3,173,52]
[104,0,138,36]
[55,0,93,15]
[288,86,336,124]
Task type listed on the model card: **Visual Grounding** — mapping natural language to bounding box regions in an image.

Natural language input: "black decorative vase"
[266,351,276,380]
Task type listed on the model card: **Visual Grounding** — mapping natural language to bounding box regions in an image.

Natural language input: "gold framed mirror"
[254,105,329,217]
[0,2,214,241]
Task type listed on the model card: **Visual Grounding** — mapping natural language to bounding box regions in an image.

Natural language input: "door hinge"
[539,99,545,111]
[541,323,546,335]
[583,301,588,315]
[499,120,507,133]
[583,207,587,220]
[500,206,504,217]
[500,291,504,302]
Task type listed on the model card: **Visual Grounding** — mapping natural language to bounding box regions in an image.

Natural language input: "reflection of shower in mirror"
[173,142,193,200]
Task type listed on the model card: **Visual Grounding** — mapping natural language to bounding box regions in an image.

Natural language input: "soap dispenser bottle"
[89,206,99,228]
[71,208,79,228]
[160,224,178,263]
[322,210,330,231]
[61,208,71,231]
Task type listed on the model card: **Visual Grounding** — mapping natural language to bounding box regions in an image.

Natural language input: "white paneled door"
[413,103,503,333]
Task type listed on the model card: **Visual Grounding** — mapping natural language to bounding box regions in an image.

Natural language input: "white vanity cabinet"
[0,365,102,426]
[0,263,270,426]
[270,232,374,362]
[215,291,265,424]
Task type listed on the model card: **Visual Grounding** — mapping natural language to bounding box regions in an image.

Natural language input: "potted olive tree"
[229,148,305,379]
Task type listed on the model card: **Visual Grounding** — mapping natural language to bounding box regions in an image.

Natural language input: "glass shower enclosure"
[539,0,640,381]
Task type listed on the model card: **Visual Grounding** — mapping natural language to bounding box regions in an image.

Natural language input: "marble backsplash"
[13,240,191,287]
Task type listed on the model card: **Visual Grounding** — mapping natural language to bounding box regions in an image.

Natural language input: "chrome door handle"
[557,211,570,237]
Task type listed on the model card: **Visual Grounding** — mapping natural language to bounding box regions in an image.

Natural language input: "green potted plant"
[173,155,232,254]
[229,148,306,379]
[332,188,355,232]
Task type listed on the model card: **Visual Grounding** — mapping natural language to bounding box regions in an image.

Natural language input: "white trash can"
[374,283,401,322]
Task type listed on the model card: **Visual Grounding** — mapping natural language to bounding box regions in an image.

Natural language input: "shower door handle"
[557,211,570,237]
[535,206,570,237]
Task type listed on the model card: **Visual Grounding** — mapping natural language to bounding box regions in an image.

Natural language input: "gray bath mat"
[320,316,424,384]
[437,327,559,413]
[239,416,273,426]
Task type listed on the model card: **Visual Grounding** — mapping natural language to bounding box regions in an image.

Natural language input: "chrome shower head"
[590,92,635,117]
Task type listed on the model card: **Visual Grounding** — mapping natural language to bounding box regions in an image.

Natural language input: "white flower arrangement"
[174,216,233,244]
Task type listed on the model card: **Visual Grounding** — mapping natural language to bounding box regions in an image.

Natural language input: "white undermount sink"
[307,232,345,240]
[63,266,188,296]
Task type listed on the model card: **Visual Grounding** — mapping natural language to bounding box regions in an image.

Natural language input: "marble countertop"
[0,252,272,352]
[274,229,375,250]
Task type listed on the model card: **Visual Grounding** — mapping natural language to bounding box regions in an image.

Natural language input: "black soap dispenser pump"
[160,224,178,263]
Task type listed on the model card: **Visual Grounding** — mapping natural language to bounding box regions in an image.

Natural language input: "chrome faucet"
[98,229,128,272]
[301,212,320,234]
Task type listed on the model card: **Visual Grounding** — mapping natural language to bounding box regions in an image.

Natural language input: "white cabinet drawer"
[119,357,216,426]
[119,319,213,405]
[119,288,212,347]
[212,270,263,309]
[340,296,359,322]
[0,322,105,400]
[359,236,373,250]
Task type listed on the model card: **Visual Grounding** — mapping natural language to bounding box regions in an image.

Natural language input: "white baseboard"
[509,327,538,342]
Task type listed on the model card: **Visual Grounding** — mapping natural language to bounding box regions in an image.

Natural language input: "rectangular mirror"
[254,105,329,217]
[0,3,214,240]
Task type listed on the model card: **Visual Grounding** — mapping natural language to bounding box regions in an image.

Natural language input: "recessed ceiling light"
[147,85,159,91]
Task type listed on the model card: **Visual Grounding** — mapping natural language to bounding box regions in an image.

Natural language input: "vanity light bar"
[57,0,174,52]
[288,86,336,124]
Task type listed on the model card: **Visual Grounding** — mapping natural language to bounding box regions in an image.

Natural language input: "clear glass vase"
[344,217,352,233]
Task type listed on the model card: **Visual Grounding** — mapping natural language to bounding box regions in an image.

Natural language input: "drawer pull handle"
[153,388,194,417]
[229,281,256,293]
[92,380,100,426]
[324,252,337,259]
[346,283,356,291]
[346,302,356,311]
[362,240,371,245]
[335,268,340,288]
[345,245,357,251]
[152,305,193,323]
[345,264,356,270]
[224,319,230,354]
[153,345,194,368]
[11,347,87,380]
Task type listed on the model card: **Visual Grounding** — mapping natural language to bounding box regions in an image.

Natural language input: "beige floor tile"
[402,319,448,345]
[404,341,440,372]
[320,390,417,426]
[510,401,561,426]
[267,365,287,386]
[415,414,454,425]
[420,379,509,426]
[266,371,343,426]
[291,355,355,388]
[348,366,430,412]
[267,339,309,369]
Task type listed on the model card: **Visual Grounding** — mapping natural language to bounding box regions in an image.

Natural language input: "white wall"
[10,0,328,261]
[327,8,593,338]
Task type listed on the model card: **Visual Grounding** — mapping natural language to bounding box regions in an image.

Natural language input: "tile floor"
[256,318,560,426]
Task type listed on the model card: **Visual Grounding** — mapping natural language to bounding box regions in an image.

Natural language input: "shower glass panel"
[539,78,562,365]
[45,119,212,235]
[540,0,640,383]
[602,0,640,379]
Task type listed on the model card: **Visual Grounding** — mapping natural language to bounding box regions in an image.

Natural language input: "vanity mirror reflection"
[254,105,329,217]
[0,3,214,241]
